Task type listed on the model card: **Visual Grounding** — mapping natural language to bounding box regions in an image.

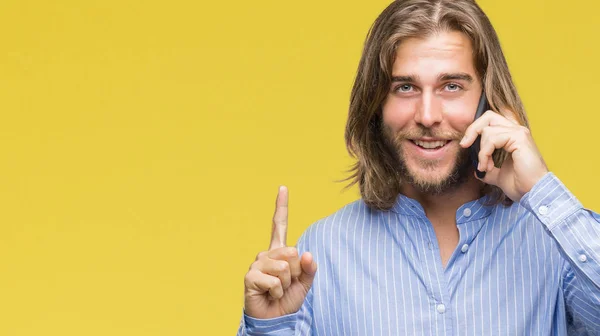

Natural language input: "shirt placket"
[417,215,455,336]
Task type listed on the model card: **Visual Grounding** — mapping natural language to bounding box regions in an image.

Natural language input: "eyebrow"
[391,72,474,83]
[439,72,473,82]
[391,75,417,83]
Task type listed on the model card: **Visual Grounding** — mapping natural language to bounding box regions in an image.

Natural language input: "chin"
[401,152,472,194]
[409,164,455,186]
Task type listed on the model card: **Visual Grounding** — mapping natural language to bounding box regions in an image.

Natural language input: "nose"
[414,91,443,128]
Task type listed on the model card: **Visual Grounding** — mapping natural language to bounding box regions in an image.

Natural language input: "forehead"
[392,31,476,78]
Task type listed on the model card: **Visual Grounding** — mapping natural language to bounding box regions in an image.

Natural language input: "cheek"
[382,96,415,130]
[441,101,476,133]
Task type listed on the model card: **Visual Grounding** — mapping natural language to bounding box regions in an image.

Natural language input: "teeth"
[414,140,448,149]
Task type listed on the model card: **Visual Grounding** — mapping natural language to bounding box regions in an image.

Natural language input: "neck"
[400,175,484,221]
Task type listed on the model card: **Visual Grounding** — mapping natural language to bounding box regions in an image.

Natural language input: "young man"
[238,0,600,334]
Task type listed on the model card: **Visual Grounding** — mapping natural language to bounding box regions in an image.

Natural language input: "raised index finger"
[269,186,288,250]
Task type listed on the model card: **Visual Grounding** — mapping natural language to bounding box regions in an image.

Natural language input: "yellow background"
[0,0,598,335]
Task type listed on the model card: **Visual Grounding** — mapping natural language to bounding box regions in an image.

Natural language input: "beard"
[382,123,473,195]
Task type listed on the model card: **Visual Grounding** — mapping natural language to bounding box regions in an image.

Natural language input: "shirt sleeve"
[236,229,315,336]
[235,309,301,336]
[520,172,600,332]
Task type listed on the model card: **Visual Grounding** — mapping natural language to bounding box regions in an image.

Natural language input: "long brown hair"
[344,0,528,211]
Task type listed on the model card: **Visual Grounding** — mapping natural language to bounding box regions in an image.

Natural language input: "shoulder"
[296,199,381,250]
[490,199,529,220]
[487,196,554,239]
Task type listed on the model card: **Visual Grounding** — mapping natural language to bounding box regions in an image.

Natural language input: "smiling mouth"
[411,140,450,149]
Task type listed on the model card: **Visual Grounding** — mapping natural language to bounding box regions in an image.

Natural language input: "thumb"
[474,164,501,185]
[297,252,317,291]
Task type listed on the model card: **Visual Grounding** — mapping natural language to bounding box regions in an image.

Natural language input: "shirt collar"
[390,193,494,224]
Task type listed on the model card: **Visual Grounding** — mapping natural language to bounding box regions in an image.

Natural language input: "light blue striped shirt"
[237,173,600,335]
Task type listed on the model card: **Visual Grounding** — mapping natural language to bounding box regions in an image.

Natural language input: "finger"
[478,127,511,171]
[297,252,318,292]
[268,246,302,278]
[253,258,292,290]
[460,110,493,148]
[269,186,289,250]
[268,281,284,299]
[484,110,519,127]
[499,109,521,125]
[475,163,501,184]
[245,269,284,299]
[505,115,520,125]
[460,111,515,148]
[479,128,514,171]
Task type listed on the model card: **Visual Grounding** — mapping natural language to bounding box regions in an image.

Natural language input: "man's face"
[382,31,482,194]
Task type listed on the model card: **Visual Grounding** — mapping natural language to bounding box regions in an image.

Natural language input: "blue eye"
[396,84,413,92]
[446,83,461,91]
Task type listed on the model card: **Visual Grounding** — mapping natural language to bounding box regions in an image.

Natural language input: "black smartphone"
[469,92,490,179]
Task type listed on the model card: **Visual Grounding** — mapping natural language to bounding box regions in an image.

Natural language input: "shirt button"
[461,244,469,253]
[463,208,472,217]
[538,205,549,215]
[578,254,588,263]
[436,304,446,314]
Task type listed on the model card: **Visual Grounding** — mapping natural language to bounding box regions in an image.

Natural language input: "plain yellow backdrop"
[0,0,598,335]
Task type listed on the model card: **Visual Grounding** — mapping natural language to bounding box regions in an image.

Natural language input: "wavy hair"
[344,0,528,211]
